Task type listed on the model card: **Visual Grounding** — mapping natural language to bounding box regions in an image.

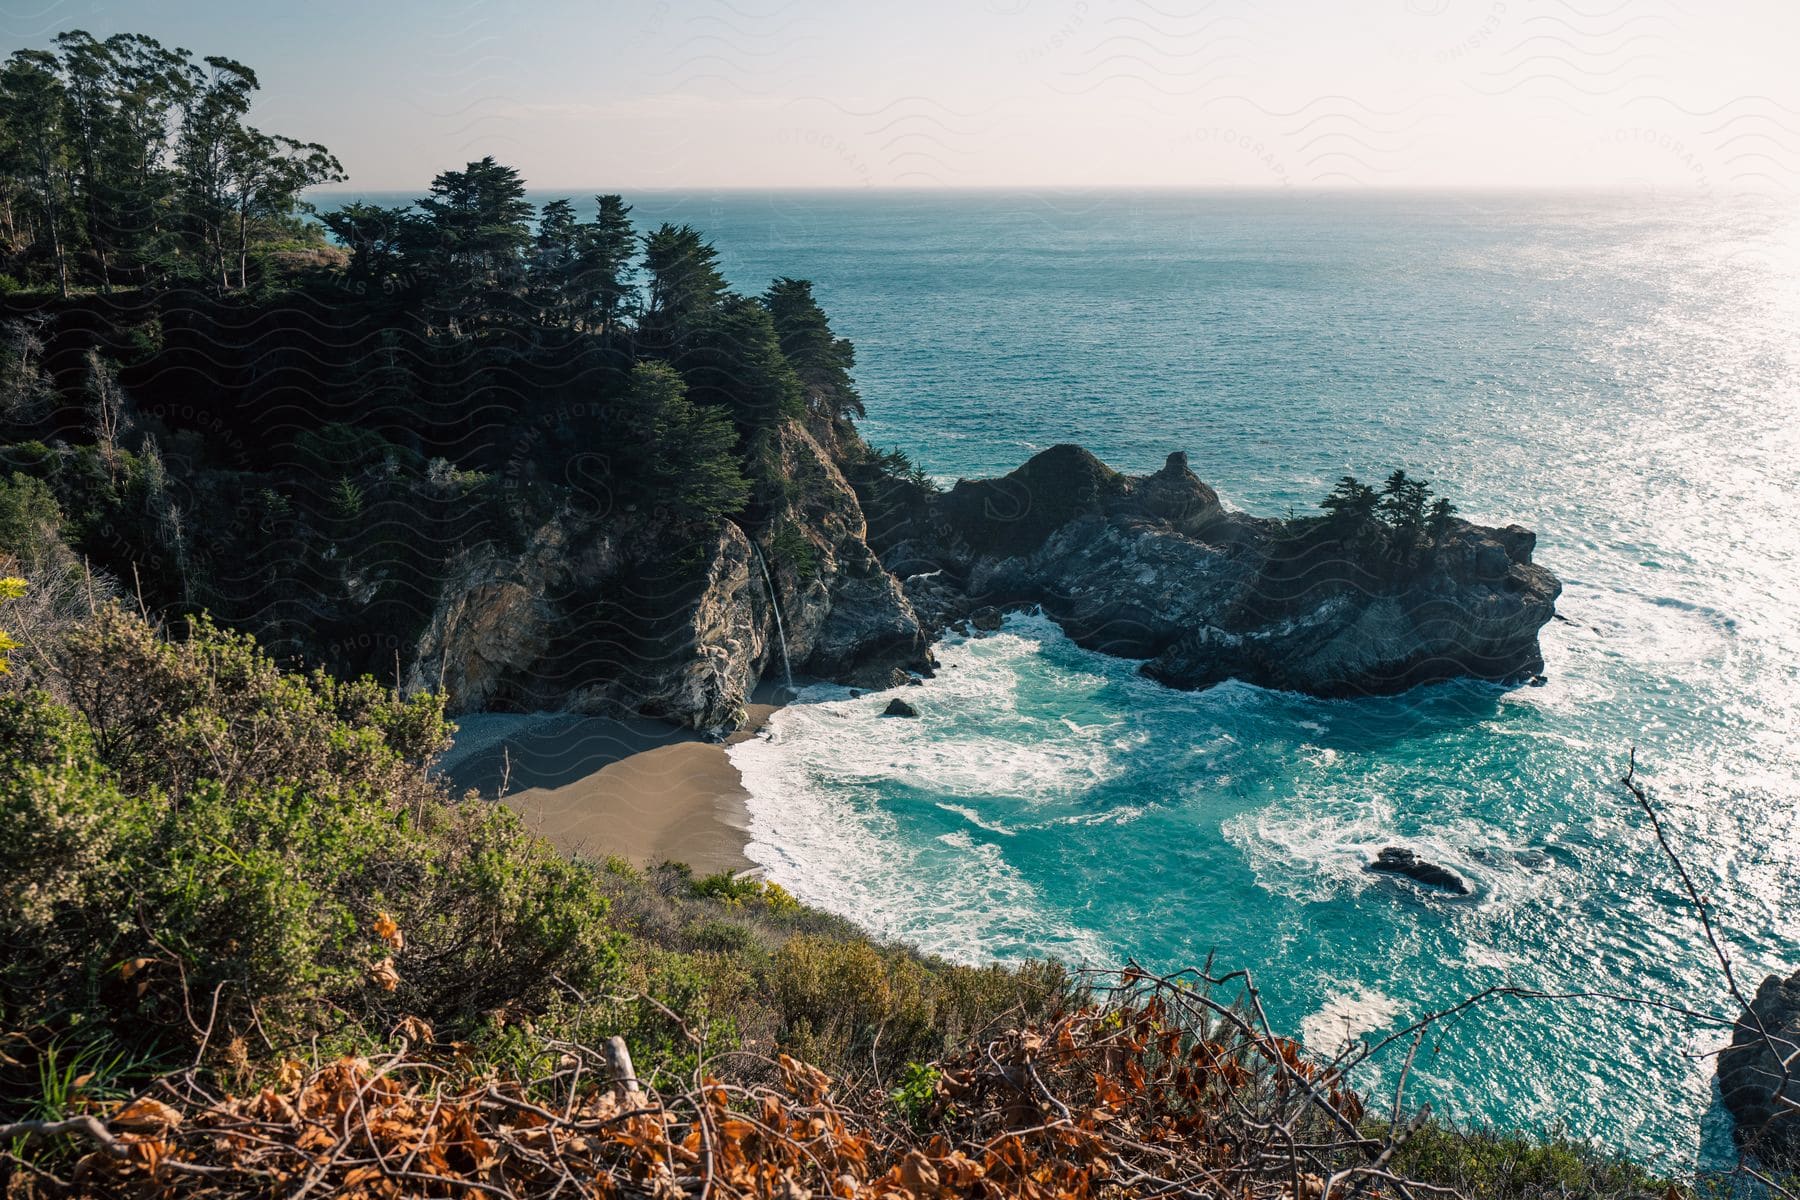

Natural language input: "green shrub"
[0,606,620,1059]
[292,422,406,478]
[774,935,939,1065]
[0,471,65,574]
[690,870,802,915]
[0,576,21,674]
[891,1061,943,1129]
[0,605,1072,1129]
[684,918,761,956]
[768,522,819,578]
[0,441,55,474]
[1383,1123,1670,1200]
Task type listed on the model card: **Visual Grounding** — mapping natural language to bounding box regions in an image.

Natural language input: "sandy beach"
[438,705,780,876]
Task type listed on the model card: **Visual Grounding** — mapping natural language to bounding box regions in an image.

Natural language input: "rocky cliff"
[410,435,1560,728]
[407,418,931,728]
[1718,968,1800,1167]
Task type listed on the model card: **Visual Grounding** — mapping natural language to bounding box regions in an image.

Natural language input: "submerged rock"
[882,697,920,718]
[1365,847,1470,895]
[1718,968,1800,1167]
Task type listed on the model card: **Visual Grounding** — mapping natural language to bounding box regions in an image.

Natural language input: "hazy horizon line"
[308,181,1735,197]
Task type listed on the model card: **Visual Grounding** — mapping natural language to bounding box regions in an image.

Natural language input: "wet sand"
[439,705,780,876]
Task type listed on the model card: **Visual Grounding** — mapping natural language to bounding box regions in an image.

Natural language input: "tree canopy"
[0,30,889,690]
[0,31,344,294]
[1318,470,1461,564]
[765,277,863,420]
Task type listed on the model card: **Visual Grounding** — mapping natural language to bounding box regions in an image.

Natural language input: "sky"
[4,0,1799,192]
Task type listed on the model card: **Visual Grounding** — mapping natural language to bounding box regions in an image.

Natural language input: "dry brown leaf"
[897,1149,939,1193]
[112,1096,184,1132]
[367,956,400,991]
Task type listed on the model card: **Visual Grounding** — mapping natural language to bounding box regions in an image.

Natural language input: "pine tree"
[1320,475,1379,530]
[575,194,636,334]
[0,471,65,575]
[639,223,727,347]
[1379,469,1430,533]
[530,198,580,325]
[1379,469,1434,564]
[329,476,365,523]
[685,296,804,430]
[322,202,419,293]
[763,277,862,420]
[1427,496,1457,543]
[620,361,748,522]
[416,156,534,327]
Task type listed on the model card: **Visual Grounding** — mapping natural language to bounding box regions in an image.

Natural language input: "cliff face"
[410,437,1560,728]
[407,418,931,728]
[1719,968,1800,1167]
[759,422,933,689]
[862,446,1561,698]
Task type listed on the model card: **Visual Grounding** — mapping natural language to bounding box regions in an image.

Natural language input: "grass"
[1384,1123,1674,1200]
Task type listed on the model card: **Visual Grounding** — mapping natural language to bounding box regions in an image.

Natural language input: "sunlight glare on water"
[695,191,1800,1167]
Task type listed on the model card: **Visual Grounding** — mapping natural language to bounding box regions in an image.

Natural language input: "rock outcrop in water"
[858,445,1561,697]
[1718,968,1800,1166]
[1365,847,1470,895]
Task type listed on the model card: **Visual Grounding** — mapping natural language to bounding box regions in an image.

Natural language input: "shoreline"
[439,703,781,876]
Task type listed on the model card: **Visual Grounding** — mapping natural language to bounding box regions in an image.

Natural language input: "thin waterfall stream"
[749,539,794,693]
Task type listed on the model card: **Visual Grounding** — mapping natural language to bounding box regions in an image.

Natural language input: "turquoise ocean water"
[342,189,1800,1164]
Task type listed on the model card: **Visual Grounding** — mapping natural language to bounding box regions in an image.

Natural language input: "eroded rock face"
[860,444,1561,697]
[764,422,931,687]
[632,522,764,729]
[408,418,930,729]
[405,521,572,713]
[1719,969,1800,1167]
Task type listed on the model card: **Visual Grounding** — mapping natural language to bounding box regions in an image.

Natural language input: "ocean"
[339,188,1800,1165]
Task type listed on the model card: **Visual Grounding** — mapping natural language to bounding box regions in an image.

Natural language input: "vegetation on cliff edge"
[0,603,1670,1199]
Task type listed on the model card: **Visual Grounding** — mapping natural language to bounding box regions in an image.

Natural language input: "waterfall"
[748,539,794,692]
